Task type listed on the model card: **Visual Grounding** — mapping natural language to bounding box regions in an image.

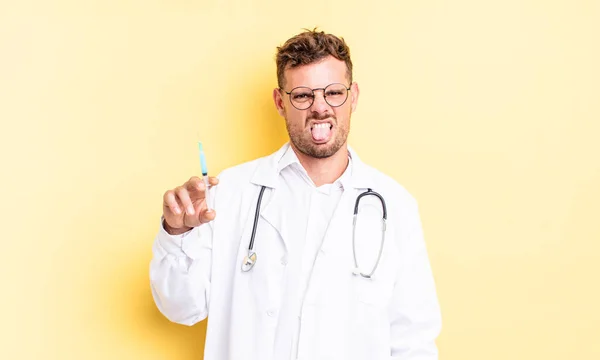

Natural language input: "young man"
[150,29,441,360]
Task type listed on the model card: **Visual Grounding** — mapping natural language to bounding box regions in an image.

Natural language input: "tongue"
[311,125,331,142]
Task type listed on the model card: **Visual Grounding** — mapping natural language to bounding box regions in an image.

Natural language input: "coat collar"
[250,142,373,190]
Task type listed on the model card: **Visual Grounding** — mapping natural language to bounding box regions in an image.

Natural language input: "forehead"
[283,56,348,89]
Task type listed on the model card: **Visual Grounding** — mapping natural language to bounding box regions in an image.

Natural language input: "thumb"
[199,209,216,224]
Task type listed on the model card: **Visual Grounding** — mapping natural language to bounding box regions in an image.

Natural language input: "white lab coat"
[150,143,441,360]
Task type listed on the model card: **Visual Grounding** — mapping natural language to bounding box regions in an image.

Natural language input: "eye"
[292,92,314,101]
[325,90,344,96]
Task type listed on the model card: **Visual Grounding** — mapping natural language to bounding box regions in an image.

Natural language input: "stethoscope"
[241,186,387,279]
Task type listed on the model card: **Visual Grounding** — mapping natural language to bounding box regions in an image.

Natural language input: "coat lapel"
[247,143,291,253]
[258,187,290,253]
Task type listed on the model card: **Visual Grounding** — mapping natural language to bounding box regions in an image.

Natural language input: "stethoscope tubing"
[353,188,387,219]
[248,186,266,252]
[352,188,387,278]
[243,186,387,279]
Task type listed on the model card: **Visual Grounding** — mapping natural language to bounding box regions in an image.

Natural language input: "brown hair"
[275,28,353,89]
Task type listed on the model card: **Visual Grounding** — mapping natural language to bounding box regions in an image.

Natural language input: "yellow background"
[1,1,599,359]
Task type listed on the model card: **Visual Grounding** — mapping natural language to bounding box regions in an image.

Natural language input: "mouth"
[310,121,333,144]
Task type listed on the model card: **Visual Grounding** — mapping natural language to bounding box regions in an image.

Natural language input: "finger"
[175,186,195,215]
[186,176,204,193]
[163,190,182,215]
[199,208,216,224]
[191,176,218,188]
[208,176,219,186]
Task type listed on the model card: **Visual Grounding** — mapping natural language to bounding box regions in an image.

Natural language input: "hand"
[162,176,219,235]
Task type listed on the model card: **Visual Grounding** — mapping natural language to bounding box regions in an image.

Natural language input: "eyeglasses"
[281,83,351,110]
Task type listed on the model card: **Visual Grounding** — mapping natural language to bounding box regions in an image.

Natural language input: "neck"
[291,143,349,187]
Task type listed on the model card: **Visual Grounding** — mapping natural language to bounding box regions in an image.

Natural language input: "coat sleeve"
[149,217,213,326]
[389,200,442,359]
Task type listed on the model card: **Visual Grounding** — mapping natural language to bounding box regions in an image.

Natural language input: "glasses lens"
[289,87,314,110]
[324,84,348,107]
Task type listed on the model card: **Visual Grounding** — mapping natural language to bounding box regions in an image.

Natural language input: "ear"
[350,82,360,113]
[273,88,286,117]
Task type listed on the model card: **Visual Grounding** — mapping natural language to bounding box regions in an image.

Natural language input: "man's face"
[273,56,359,159]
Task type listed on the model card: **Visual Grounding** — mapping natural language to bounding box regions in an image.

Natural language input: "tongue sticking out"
[311,124,332,142]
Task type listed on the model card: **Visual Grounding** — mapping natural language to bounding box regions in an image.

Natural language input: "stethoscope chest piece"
[241,251,257,272]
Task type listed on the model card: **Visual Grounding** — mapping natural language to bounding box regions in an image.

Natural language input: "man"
[150,29,441,360]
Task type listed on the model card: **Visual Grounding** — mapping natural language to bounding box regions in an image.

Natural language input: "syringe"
[198,141,211,211]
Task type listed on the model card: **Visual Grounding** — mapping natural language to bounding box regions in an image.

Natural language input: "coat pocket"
[353,273,393,308]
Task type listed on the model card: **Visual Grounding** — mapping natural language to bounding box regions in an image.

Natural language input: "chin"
[302,142,343,159]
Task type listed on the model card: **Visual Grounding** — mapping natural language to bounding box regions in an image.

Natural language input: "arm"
[149,217,213,326]
[389,203,442,359]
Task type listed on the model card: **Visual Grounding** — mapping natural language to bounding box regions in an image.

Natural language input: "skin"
[163,55,359,235]
[162,176,219,235]
[273,56,359,187]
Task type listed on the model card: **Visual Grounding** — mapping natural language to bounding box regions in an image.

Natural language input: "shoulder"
[217,157,262,182]
[215,156,265,191]
[215,143,289,187]
[358,162,425,243]
[356,159,423,231]
[208,155,266,210]
[359,161,419,211]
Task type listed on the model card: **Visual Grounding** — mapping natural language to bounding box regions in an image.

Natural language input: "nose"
[309,90,330,114]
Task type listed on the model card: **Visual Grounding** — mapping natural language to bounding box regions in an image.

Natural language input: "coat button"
[280,256,288,265]
[267,309,277,317]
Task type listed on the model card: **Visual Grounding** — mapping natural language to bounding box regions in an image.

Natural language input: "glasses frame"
[281,83,352,110]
